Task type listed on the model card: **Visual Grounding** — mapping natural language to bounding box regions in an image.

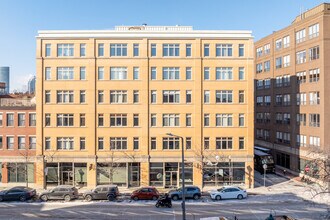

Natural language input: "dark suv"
[0,186,36,202]
[39,185,79,202]
[83,185,119,201]
[169,186,201,200]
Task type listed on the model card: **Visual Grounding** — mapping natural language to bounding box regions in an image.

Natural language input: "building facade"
[36,26,254,189]
[255,4,330,175]
[0,95,36,187]
[28,75,36,94]
[0,67,10,94]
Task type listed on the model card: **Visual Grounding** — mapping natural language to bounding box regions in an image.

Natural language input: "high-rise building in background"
[255,3,330,176]
[36,26,254,189]
[0,67,10,94]
[28,75,36,94]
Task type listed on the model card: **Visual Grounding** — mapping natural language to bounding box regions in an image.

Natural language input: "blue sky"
[0,0,328,91]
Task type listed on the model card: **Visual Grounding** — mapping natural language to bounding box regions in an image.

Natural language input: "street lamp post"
[166,133,186,220]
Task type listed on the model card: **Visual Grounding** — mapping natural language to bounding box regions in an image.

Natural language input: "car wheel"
[152,196,158,201]
[133,196,139,201]
[237,194,243,200]
[40,195,48,202]
[0,196,4,202]
[172,195,179,201]
[193,194,200,200]
[64,195,71,202]
[85,195,92,202]
[107,195,115,201]
[19,195,26,202]
[215,195,221,201]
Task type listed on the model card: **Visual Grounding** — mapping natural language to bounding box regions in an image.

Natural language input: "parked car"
[0,186,36,202]
[209,186,247,200]
[83,185,119,201]
[130,187,160,201]
[39,185,79,202]
[168,186,201,201]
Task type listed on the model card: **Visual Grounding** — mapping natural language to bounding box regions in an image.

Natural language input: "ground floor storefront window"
[7,163,34,183]
[97,163,140,187]
[150,162,193,188]
[276,153,290,169]
[45,163,87,187]
[203,162,245,187]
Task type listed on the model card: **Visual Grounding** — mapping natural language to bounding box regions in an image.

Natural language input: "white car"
[209,186,247,200]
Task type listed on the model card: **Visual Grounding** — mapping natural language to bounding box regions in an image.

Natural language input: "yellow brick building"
[36,26,254,189]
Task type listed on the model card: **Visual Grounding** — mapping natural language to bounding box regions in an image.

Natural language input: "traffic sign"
[262,159,267,165]
[263,164,268,170]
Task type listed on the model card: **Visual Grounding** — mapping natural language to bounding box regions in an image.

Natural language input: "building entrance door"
[165,171,177,188]
[61,171,73,185]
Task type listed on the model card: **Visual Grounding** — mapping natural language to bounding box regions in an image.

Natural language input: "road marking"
[249,208,263,220]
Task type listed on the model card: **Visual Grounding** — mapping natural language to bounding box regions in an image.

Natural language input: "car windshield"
[265,156,274,163]
[217,187,225,192]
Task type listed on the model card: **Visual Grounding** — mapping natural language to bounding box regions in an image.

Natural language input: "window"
[7,137,14,149]
[283,113,290,125]
[264,79,271,89]
[186,67,192,80]
[257,96,263,106]
[276,132,283,143]
[296,71,306,84]
[296,93,306,105]
[98,90,104,104]
[98,67,104,80]
[151,90,157,103]
[98,44,104,56]
[296,50,306,64]
[45,67,51,80]
[239,90,245,103]
[133,114,139,127]
[162,114,180,127]
[110,90,127,103]
[283,35,290,48]
[80,137,86,150]
[57,137,74,150]
[275,57,282,69]
[256,47,263,58]
[283,75,290,86]
[204,90,210,103]
[239,114,245,127]
[18,113,25,127]
[28,113,36,126]
[133,90,139,103]
[296,114,306,126]
[309,114,320,127]
[80,114,85,127]
[216,114,233,127]
[80,90,86,103]
[239,44,244,57]
[275,95,282,106]
[264,96,271,106]
[309,46,319,60]
[163,137,180,150]
[162,67,180,80]
[45,90,51,103]
[133,44,139,57]
[110,44,127,56]
[310,136,320,148]
[283,94,291,106]
[309,92,320,105]
[204,44,209,57]
[57,114,74,127]
[163,44,179,56]
[296,135,307,147]
[45,44,51,57]
[309,68,320,82]
[264,61,270,72]
[163,90,180,103]
[216,90,233,103]
[216,44,232,57]
[18,137,26,149]
[110,137,127,150]
[45,114,51,127]
[296,29,306,43]
[239,67,245,80]
[309,23,319,39]
[98,137,104,150]
[264,44,270,55]
[204,137,209,150]
[57,44,74,57]
[133,67,139,80]
[57,90,74,103]
[216,67,233,80]
[110,114,127,127]
[239,137,245,149]
[151,67,157,80]
[257,80,264,89]
[186,137,192,150]
[186,44,191,57]
[45,137,51,150]
[133,137,139,150]
[256,63,263,73]
[283,133,291,144]
[204,114,210,127]
[151,114,156,127]
[80,67,86,80]
[216,137,232,149]
[151,137,157,150]
[80,44,86,57]
[98,114,104,127]
[204,67,210,80]
[110,67,127,80]
[151,44,156,57]
[186,114,192,127]
[186,90,192,103]
[276,113,283,124]
[283,55,290,67]
[275,39,282,50]
[29,136,36,149]
[57,67,74,80]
